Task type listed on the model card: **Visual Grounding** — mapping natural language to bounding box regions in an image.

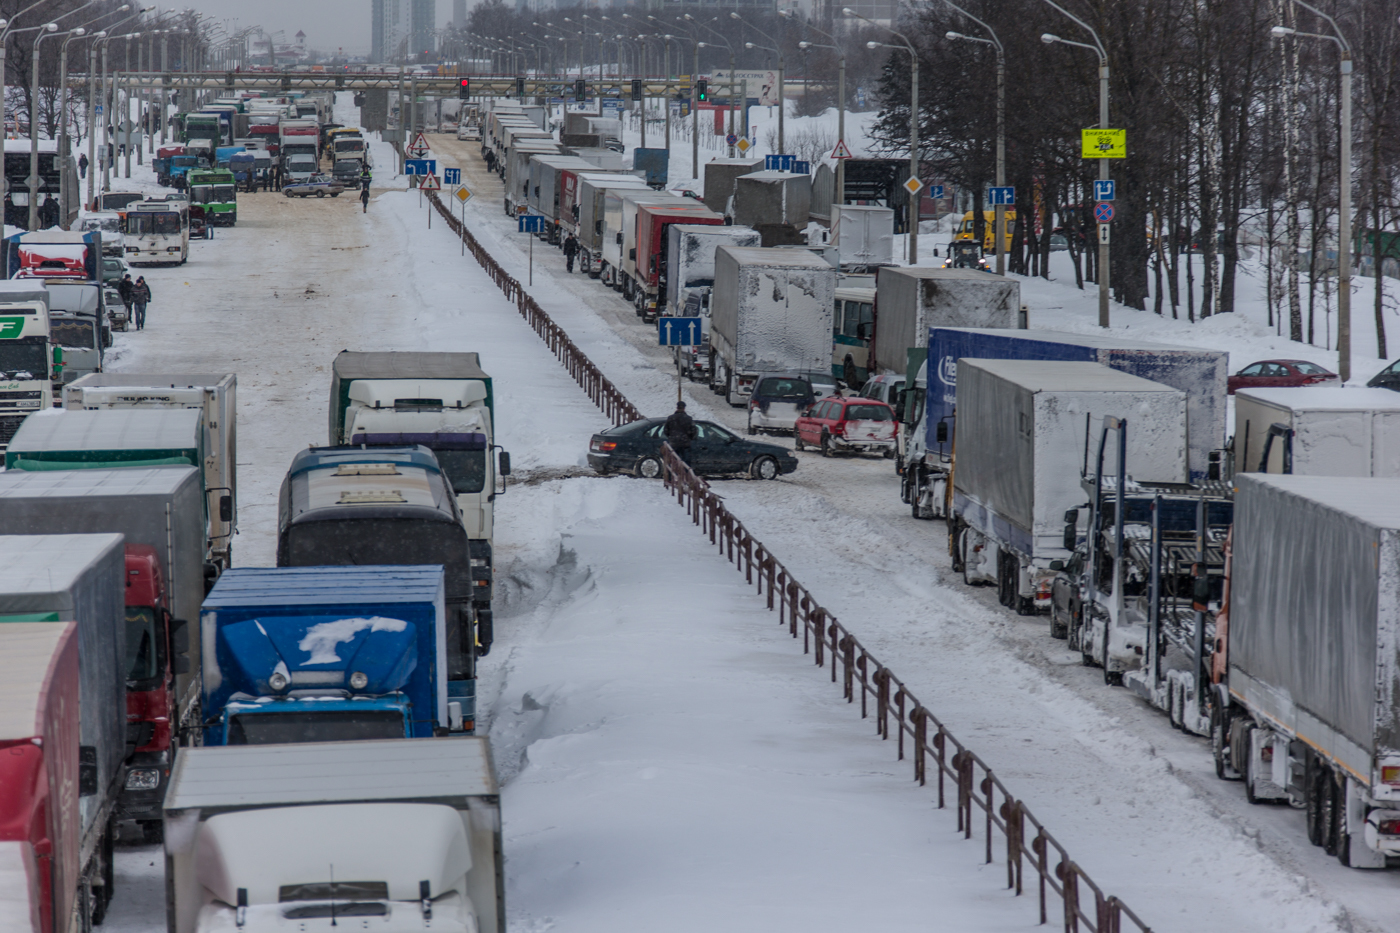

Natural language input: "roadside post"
[420,173,441,227]
[451,171,472,256]
[658,316,704,403]
[519,213,546,286]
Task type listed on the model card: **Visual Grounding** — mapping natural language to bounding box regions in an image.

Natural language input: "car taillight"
[1382,765,1400,786]
[1378,819,1400,836]
[591,439,617,453]
[832,421,845,436]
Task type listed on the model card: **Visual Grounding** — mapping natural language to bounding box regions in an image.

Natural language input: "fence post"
[981,772,994,864]
[1058,860,1078,933]
[913,707,927,785]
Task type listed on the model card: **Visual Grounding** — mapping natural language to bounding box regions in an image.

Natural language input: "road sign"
[831,139,853,160]
[1098,223,1111,245]
[405,158,437,176]
[903,177,924,196]
[1094,201,1115,223]
[929,185,945,200]
[987,186,1015,206]
[658,317,705,347]
[409,131,431,153]
[726,133,738,146]
[793,160,811,175]
[455,186,473,204]
[518,214,546,234]
[736,138,751,154]
[1094,179,1116,201]
[420,174,441,190]
[23,175,41,190]
[94,105,103,115]
[444,167,461,185]
[765,154,796,171]
[1081,128,1126,159]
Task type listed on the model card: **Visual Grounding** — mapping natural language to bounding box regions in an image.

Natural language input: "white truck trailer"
[708,246,837,406]
[1233,386,1400,476]
[162,738,505,932]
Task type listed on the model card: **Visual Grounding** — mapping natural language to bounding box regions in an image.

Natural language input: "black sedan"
[588,417,798,480]
[1369,359,1400,392]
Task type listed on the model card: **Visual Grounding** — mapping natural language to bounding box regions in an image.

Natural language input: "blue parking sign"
[444,167,461,185]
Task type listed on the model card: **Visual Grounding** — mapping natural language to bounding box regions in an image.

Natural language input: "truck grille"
[0,390,41,400]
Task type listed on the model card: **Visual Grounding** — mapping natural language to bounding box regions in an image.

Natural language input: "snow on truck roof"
[8,408,201,453]
[718,245,838,270]
[163,737,498,812]
[1235,386,1400,412]
[195,803,472,907]
[0,533,123,605]
[1238,473,1400,532]
[0,623,73,741]
[935,326,1218,356]
[204,565,445,608]
[333,350,488,382]
[961,358,1186,395]
[0,465,199,500]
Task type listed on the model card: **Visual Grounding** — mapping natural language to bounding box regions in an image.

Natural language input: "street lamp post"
[731,11,782,155]
[1271,3,1353,380]
[688,15,736,157]
[1042,0,1110,327]
[661,28,700,180]
[847,7,918,263]
[28,22,59,230]
[1,1,65,220]
[798,20,847,211]
[945,2,1004,274]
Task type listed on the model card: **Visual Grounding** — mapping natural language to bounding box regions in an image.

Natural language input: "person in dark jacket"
[117,274,135,318]
[483,149,496,173]
[663,401,697,466]
[132,277,151,330]
[562,233,579,273]
[78,153,88,178]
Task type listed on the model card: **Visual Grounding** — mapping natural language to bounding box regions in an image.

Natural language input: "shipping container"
[701,157,763,217]
[733,170,811,228]
[1232,386,1400,477]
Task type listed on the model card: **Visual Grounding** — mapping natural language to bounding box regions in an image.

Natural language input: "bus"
[954,210,1017,253]
[125,199,190,265]
[186,169,237,226]
[831,278,876,388]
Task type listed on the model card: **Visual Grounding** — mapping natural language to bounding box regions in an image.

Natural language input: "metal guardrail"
[426,187,1152,933]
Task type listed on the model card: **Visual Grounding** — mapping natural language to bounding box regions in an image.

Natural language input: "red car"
[794,395,897,457]
[1227,359,1338,394]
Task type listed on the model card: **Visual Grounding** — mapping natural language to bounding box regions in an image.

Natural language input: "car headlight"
[268,671,289,692]
[125,768,161,790]
[349,671,369,690]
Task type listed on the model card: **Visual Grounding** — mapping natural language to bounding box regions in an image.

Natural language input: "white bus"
[124,198,189,265]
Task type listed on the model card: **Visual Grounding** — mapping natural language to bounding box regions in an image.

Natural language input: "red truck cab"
[120,543,182,841]
[635,202,724,322]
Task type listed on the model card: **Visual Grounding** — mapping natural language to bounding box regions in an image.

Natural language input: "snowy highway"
[95,95,1398,933]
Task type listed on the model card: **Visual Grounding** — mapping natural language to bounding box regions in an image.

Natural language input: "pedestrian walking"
[117,273,134,320]
[360,184,371,213]
[562,233,579,273]
[132,277,151,330]
[483,149,496,173]
[663,401,697,468]
[78,153,88,179]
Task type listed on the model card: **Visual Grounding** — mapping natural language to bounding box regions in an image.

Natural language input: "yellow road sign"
[455,186,473,204]
[903,177,924,196]
[1081,128,1126,159]
[736,137,751,154]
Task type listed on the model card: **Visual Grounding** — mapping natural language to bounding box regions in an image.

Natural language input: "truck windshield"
[227,710,405,744]
[213,185,236,201]
[125,607,162,687]
[432,448,487,494]
[0,340,47,377]
[50,319,94,349]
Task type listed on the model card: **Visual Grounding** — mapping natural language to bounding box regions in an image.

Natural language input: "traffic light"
[458,77,470,100]
[575,78,586,99]
[696,79,708,103]
[631,78,643,102]
[516,75,526,97]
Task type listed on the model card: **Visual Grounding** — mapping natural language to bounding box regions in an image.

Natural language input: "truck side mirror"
[170,618,191,675]
[1207,449,1222,481]
[1063,508,1079,524]
[79,746,97,796]
[629,248,636,261]
[1063,524,1077,552]
[51,345,64,367]
[935,420,948,443]
[219,494,233,523]
[616,231,623,245]
[1049,560,1065,571]
[498,451,512,476]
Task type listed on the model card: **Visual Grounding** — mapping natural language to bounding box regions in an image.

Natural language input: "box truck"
[1232,386,1400,477]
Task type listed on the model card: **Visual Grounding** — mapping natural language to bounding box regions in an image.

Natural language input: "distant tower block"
[453,0,467,27]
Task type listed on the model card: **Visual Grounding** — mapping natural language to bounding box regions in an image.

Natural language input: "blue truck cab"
[199,565,470,746]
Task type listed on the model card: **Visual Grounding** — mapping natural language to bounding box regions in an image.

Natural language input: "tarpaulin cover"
[873,268,1020,376]
[1230,474,1400,762]
[711,246,836,378]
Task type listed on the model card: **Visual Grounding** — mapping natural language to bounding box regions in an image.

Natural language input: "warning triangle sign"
[831,139,853,160]
[420,174,442,190]
[410,131,431,153]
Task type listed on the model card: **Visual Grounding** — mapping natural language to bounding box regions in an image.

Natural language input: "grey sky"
[174,1,455,57]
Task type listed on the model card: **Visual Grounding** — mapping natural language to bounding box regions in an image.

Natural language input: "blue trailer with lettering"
[199,565,470,745]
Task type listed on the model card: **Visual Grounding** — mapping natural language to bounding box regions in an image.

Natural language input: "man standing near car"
[664,401,697,468]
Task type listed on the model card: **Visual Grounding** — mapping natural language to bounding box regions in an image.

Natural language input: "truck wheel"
[1212,702,1240,781]
[1243,726,1264,804]
[1306,755,1327,845]
[1049,606,1067,639]
[635,456,662,479]
[1016,594,1036,617]
[1102,631,1123,686]
[1323,773,1344,856]
[794,433,805,451]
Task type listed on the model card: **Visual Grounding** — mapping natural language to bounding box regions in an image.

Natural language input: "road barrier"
[427,187,1152,933]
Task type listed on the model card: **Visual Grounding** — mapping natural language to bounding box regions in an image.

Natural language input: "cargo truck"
[664,224,761,382]
[503,141,562,215]
[869,266,1023,379]
[44,281,106,388]
[0,280,58,448]
[328,352,503,640]
[163,737,505,933]
[64,373,238,570]
[0,534,130,928]
[559,170,640,240]
[200,565,467,744]
[527,155,594,242]
[628,200,725,322]
[708,246,837,407]
[276,445,484,676]
[599,190,677,289]
[1232,386,1400,477]
[906,327,1229,520]
[1212,474,1400,868]
[831,204,895,269]
[948,360,1187,626]
[616,194,693,308]
[575,175,649,277]
[0,467,205,839]
[0,623,81,933]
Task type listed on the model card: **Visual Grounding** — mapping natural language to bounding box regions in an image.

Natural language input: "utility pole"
[849,9,918,263]
[945,4,1005,274]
